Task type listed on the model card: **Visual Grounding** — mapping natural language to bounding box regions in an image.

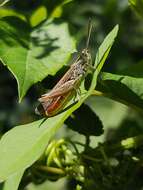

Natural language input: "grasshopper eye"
[81,49,87,56]
[81,49,90,59]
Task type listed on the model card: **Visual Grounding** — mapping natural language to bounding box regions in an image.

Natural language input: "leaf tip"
[18,98,22,103]
[18,91,24,103]
[114,24,119,34]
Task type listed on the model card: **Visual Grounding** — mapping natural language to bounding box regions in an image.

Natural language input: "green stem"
[35,165,65,175]
[82,154,102,162]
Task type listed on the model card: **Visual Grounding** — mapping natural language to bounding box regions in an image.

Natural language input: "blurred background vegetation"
[0,0,143,189]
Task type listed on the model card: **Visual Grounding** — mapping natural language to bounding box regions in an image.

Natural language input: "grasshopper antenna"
[86,18,93,49]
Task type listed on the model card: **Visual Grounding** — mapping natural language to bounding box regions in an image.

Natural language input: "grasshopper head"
[81,49,91,64]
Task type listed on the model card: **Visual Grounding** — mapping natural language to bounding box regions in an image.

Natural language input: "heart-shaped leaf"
[0,17,76,101]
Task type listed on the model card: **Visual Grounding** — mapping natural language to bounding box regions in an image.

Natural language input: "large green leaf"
[0,17,76,101]
[97,61,143,112]
[0,25,119,181]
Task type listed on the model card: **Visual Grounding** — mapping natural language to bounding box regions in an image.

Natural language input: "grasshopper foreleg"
[73,87,81,102]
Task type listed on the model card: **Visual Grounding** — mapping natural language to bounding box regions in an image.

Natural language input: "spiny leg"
[72,86,82,102]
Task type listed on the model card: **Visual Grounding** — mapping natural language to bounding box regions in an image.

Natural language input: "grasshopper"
[35,20,93,117]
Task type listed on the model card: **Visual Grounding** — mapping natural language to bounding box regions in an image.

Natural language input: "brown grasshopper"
[35,20,93,117]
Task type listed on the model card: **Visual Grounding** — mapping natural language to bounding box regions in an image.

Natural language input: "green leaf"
[84,24,119,98]
[0,25,118,181]
[30,6,47,27]
[0,17,76,101]
[0,8,25,19]
[0,118,62,181]
[95,25,119,70]
[2,170,24,190]
[97,61,143,112]
[50,0,74,18]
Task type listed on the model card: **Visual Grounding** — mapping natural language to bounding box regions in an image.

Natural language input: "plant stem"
[35,165,65,175]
